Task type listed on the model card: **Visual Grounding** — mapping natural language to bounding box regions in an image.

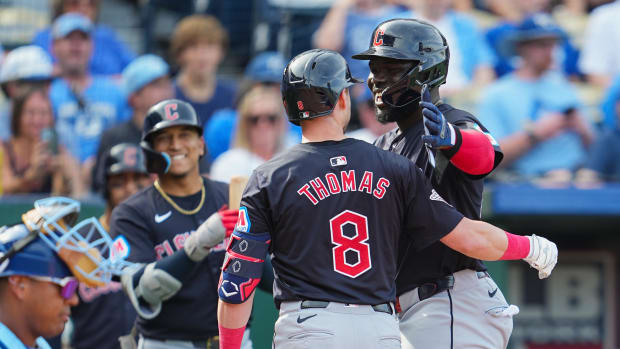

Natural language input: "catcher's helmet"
[140,99,203,173]
[282,49,362,125]
[352,18,449,108]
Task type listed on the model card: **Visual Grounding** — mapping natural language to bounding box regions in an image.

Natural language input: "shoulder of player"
[203,176,229,197]
[439,103,487,130]
[113,185,156,216]
[373,128,399,148]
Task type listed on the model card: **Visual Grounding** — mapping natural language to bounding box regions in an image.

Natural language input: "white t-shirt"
[579,0,620,76]
[210,148,267,183]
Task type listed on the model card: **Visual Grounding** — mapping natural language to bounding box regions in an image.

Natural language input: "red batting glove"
[218,205,239,237]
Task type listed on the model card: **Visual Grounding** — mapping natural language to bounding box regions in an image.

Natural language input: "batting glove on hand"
[420,85,456,150]
[523,234,558,279]
[184,205,239,262]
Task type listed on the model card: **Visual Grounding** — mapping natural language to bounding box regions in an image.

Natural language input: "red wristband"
[450,129,495,175]
[219,324,246,349]
[499,232,530,260]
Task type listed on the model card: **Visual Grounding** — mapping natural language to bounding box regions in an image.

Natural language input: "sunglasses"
[247,114,279,126]
[31,276,79,300]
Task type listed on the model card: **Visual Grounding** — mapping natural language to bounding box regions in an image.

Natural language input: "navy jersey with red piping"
[374,103,503,296]
[109,177,228,341]
[239,138,464,306]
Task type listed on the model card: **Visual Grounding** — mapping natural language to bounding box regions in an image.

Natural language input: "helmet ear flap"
[140,141,170,174]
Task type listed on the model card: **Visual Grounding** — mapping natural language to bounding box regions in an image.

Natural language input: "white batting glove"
[523,234,558,279]
[184,211,228,262]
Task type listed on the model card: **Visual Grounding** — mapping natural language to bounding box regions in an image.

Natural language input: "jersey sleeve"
[109,202,157,263]
[238,170,272,235]
[403,163,464,251]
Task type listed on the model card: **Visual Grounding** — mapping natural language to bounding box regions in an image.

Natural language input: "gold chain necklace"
[154,180,205,215]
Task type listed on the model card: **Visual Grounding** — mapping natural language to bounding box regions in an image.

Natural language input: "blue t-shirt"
[0,322,51,349]
[600,74,620,130]
[174,79,236,126]
[477,71,587,176]
[50,76,130,163]
[585,128,620,180]
[341,6,406,81]
[32,25,135,76]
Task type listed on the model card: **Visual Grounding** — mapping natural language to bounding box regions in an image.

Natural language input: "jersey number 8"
[330,210,372,278]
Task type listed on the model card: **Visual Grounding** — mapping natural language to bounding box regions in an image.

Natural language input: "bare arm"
[218,292,255,329]
[313,0,354,50]
[440,218,508,261]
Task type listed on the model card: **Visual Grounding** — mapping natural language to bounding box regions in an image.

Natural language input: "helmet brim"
[352,46,420,61]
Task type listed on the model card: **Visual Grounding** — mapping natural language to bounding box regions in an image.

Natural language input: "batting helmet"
[282,49,362,125]
[99,143,148,199]
[352,18,449,108]
[140,99,203,174]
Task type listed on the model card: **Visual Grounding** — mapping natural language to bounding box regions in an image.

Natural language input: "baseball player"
[216,49,558,349]
[110,99,255,349]
[70,143,152,349]
[0,197,123,349]
[352,18,528,348]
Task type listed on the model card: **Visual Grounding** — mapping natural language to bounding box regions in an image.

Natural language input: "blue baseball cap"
[245,51,287,83]
[52,13,93,39]
[122,54,169,96]
[512,14,563,43]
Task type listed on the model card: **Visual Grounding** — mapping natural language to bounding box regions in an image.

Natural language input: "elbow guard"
[218,230,270,304]
[446,128,495,176]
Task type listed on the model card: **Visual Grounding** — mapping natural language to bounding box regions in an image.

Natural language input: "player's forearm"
[441,218,508,260]
[218,293,254,329]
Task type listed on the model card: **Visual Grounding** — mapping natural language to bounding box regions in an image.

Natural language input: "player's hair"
[10,87,54,138]
[233,86,285,151]
[170,15,229,63]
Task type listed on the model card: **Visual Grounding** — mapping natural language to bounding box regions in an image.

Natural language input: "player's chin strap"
[218,230,270,304]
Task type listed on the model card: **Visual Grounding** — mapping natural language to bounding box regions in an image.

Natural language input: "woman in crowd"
[1,88,83,196]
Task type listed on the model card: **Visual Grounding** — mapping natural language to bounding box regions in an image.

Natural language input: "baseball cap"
[244,51,286,83]
[122,54,169,96]
[512,14,563,44]
[0,45,54,84]
[52,13,93,39]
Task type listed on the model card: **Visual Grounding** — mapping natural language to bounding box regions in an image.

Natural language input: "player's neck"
[300,113,346,143]
[0,301,36,347]
[157,170,203,196]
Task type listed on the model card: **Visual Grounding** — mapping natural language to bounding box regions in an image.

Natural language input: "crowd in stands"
[1,0,620,202]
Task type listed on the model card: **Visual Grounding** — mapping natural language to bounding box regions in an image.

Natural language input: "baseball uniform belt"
[417,271,489,302]
[300,300,394,315]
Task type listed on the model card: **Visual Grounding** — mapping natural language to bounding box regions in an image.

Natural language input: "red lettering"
[341,170,356,192]
[298,184,319,205]
[325,173,341,194]
[162,240,174,257]
[358,171,373,194]
[310,177,330,200]
[373,28,385,46]
[173,234,186,250]
[155,244,165,260]
[373,178,390,199]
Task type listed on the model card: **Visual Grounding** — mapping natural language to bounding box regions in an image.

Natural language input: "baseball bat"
[229,176,249,210]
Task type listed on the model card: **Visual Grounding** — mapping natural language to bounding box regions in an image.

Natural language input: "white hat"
[0,45,54,84]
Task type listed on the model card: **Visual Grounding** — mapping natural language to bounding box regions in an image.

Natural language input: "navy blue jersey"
[109,177,228,341]
[71,282,135,349]
[374,103,503,295]
[239,138,463,306]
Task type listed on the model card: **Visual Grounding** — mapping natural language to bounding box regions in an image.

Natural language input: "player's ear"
[337,89,349,111]
[7,275,28,300]
[199,136,206,157]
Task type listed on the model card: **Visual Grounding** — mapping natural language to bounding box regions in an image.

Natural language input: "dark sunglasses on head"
[247,114,279,125]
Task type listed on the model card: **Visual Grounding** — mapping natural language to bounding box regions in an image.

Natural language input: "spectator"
[313,0,405,98]
[204,51,294,162]
[478,15,594,180]
[49,13,129,190]
[71,143,152,349]
[346,89,396,143]
[578,0,620,87]
[210,86,290,182]
[0,45,54,141]
[1,88,83,196]
[401,0,496,93]
[92,54,173,193]
[32,0,135,76]
[171,15,236,126]
[486,4,581,78]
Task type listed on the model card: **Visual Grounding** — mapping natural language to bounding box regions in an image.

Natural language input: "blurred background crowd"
[0,0,619,199]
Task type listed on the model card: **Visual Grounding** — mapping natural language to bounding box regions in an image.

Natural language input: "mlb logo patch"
[111,235,130,261]
[235,207,251,233]
[301,111,310,118]
[330,156,347,167]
